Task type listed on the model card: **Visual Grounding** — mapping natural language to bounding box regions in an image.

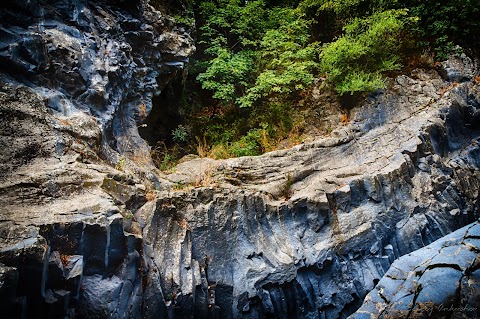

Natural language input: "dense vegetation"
[151,0,479,167]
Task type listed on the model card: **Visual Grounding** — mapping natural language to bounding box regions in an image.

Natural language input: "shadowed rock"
[0,0,479,318]
[349,221,480,319]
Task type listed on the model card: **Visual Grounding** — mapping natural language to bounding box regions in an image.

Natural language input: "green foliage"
[124,211,134,220]
[407,0,480,59]
[206,124,274,159]
[300,0,394,16]
[230,128,263,157]
[151,142,179,172]
[153,0,480,165]
[196,49,254,104]
[159,153,176,171]
[115,157,125,171]
[171,125,188,142]
[320,9,409,95]
[239,10,320,107]
[195,1,318,108]
[173,14,195,28]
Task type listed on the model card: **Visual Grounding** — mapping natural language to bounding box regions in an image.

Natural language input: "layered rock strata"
[350,221,480,319]
[0,0,192,317]
[141,55,480,319]
[0,1,479,318]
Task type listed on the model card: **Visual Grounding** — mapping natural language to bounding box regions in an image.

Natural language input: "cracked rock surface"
[349,221,480,319]
[0,0,193,162]
[0,0,193,317]
[141,54,480,318]
[0,0,479,318]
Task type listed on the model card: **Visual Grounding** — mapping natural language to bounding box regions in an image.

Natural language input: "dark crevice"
[138,78,185,148]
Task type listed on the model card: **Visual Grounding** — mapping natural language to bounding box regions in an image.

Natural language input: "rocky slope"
[0,0,192,317]
[350,221,480,319]
[0,1,480,319]
[142,55,480,319]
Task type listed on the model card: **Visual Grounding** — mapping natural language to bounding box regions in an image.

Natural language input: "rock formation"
[0,0,192,317]
[143,55,480,319]
[0,0,479,318]
[350,221,480,319]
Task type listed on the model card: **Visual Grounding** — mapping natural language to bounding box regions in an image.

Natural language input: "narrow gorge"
[0,1,479,319]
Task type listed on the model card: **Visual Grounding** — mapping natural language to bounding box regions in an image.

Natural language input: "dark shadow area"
[138,78,185,148]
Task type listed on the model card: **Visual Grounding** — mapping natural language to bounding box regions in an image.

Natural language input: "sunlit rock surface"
[0,0,479,318]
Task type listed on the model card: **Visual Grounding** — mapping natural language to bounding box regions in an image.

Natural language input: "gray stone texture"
[0,0,479,318]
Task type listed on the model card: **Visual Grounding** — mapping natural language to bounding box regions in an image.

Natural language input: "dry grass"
[138,103,147,119]
[258,128,277,153]
[60,254,69,266]
[146,191,156,201]
[196,136,210,158]
[144,182,157,201]
[175,218,192,230]
[208,144,230,159]
[58,118,73,126]
[193,164,217,187]
[132,152,151,165]
[171,164,218,191]
[439,82,459,98]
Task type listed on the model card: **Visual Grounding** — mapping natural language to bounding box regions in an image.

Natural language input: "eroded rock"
[349,222,480,319]
[0,1,479,318]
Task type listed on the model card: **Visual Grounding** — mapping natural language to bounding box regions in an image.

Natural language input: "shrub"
[171,125,188,142]
[196,49,254,104]
[407,0,480,59]
[238,8,320,107]
[320,9,409,95]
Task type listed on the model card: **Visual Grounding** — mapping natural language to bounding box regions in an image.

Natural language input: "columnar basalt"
[139,55,480,318]
[0,1,479,318]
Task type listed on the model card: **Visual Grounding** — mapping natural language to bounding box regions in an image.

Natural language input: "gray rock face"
[0,1,479,318]
[148,56,480,318]
[349,221,480,319]
[0,0,193,161]
[0,0,192,318]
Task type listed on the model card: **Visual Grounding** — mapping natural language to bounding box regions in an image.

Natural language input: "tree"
[320,9,409,95]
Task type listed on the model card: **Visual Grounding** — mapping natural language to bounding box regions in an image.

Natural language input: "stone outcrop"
[140,54,480,319]
[0,0,192,163]
[0,1,479,318]
[0,0,192,317]
[349,221,480,319]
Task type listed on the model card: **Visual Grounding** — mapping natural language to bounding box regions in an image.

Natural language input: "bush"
[239,9,320,107]
[165,0,480,164]
[196,49,254,104]
[171,125,188,142]
[320,9,409,95]
[407,0,480,59]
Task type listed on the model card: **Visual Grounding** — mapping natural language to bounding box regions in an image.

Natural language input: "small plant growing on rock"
[145,191,156,201]
[279,173,293,199]
[172,181,187,190]
[196,136,210,158]
[172,125,187,143]
[115,157,125,171]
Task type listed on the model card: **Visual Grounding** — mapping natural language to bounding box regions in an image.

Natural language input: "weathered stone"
[349,221,480,319]
[0,1,479,318]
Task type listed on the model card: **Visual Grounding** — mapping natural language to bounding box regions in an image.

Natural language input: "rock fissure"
[0,1,479,318]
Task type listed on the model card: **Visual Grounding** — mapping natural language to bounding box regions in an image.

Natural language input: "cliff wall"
[0,1,479,318]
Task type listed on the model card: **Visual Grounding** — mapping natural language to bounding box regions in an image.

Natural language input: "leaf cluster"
[320,9,410,95]
[195,1,319,108]
[160,0,480,164]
